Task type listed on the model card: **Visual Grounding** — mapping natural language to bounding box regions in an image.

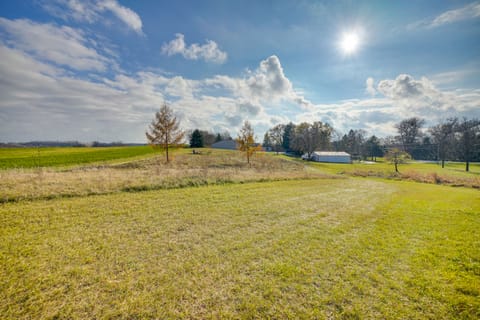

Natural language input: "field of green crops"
[1,147,479,318]
[0,146,159,169]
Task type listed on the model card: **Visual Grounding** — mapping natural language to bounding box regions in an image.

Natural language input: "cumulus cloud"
[0,18,112,71]
[205,55,313,110]
[161,33,227,64]
[377,74,437,100]
[41,0,143,34]
[1,30,479,142]
[294,73,480,137]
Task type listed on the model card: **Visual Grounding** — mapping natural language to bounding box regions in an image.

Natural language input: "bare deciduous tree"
[268,124,285,154]
[290,121,332,159]
[429,118,457,168]
[395,117,425,156]
[385,148,411,173]
[146,103,184,163]
[454,117,480,172]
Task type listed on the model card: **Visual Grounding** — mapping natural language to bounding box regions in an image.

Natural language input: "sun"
[340,32,360,55]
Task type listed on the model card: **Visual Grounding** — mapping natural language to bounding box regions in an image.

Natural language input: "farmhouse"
[309,151,351,163]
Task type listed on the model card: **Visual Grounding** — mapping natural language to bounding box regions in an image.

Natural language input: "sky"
[0,0,479,143]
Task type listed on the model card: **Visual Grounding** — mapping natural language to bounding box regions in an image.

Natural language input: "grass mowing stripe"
[1,178,479,318]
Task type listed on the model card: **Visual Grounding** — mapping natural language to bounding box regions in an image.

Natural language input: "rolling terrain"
[1,147,479,319]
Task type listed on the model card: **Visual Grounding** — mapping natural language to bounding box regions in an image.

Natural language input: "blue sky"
[0,0,479,142]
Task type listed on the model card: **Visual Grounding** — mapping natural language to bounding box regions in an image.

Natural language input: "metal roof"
[313,151,350,156]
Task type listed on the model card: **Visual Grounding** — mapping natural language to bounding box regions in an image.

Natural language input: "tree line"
[262,117,480,172]
[145,103,479,171]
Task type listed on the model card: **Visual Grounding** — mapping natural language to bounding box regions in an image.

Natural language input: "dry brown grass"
[346,168,480,188]
[0,150,334,202]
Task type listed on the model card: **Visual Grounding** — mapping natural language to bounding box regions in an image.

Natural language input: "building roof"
[211,140,238,150]
[313,151,350,156]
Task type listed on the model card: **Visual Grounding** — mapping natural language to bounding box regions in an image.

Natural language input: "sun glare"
[340,32,360,55]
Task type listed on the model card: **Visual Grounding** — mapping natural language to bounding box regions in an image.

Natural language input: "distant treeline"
[0,141,146,148]
[262,117,480,171]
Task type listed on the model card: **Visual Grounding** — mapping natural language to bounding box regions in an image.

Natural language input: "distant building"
[306,151,351,163]
[211,140,238,150]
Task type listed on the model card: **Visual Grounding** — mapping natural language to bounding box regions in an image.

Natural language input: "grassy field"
[0,146,158,169]
[288,156,480,188]
[0,149,328,203]
[1,147,479,318]
[1,179,479,319]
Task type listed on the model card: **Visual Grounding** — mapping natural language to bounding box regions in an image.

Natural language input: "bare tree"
[395,117,425,156]
[236,121,261,164]
[385,148,411,173]
[146,103,185,163]
[454,117,480,172]
[268,124,285,154]
[290,121,332,159]
[342,129,366,159]
[429,118,457,168]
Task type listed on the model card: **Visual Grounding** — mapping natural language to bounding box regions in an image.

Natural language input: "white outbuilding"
[308,151,351,163]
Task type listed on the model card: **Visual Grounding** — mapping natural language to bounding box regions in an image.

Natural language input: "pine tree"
[190,129,204,148]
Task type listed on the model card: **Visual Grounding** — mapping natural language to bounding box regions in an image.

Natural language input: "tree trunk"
[395,162,398,173]
[441,159,445,168]
[165,131,169,163]
[466,160,469,172]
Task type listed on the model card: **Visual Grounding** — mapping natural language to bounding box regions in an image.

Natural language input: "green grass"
[290,156,480,176]
[0,146,159,169]
[281,156,480,188]
[1,178,479,319]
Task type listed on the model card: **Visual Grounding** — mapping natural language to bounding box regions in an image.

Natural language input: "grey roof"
[211,140,238,150]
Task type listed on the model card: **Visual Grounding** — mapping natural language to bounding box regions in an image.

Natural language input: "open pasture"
[1,147,479,318]
[1,178,479,319]
[295,157,480,188]
[0,146,157,169]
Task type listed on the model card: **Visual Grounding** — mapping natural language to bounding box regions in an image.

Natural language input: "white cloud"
[377,74,438,100]
[41,0,143,34]
[0,18,112,71]
[366,77,376,96]
[161,33,227,64]
[408,2,480,29]
[205,55,313,110]
[294,72,480,137]
[98,0,143,34]
[1,37,478,142]
[430,2,480,27]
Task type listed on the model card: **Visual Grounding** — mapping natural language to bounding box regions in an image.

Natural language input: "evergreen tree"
[282,122,295,152]
[189,129,204,148]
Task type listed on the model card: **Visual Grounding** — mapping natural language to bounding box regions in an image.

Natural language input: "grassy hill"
[0,147,479,318]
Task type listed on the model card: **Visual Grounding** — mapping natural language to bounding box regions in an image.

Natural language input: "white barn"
[309,151,351,163]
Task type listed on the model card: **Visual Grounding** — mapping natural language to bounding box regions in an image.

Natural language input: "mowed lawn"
[1,178,479,319]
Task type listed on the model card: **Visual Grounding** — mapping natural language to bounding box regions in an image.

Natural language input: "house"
[307,151,351,163]
[211,140,238,150]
